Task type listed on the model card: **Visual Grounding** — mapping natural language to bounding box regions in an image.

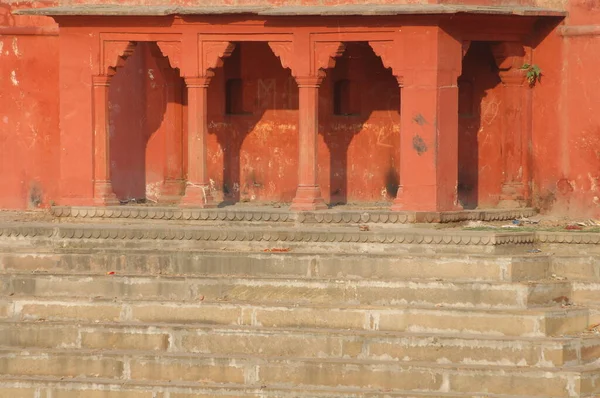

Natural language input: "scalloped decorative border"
[51,206,536,225]
[2,225,598,246]
[0,224,537,246]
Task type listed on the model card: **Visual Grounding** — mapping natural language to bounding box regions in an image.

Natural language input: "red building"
[1,0,599,216]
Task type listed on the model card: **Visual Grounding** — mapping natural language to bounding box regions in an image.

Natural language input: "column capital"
[185,75,213,89]
[498,69,526,86]
[491,42,528,86]
[295,74,324,88]
[92,75,111,87]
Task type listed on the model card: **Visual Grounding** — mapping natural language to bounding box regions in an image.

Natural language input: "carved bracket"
[369,40,404,86]
[462,41,471,58]
[103,41,137,77]
[313,41,345,74]
[156,41,182,71]
[200,41,236,75]
[268,41,294,74]
[369,41,397,72]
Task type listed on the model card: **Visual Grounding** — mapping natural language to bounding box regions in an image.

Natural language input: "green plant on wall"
[520,64,542,87]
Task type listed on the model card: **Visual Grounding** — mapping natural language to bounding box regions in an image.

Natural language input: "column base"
[158,179,186,204]
[290,186,328,211]
[181,183,217,208]
[93,181,119,206]
[497,182,527,209]
[391,184,462,212]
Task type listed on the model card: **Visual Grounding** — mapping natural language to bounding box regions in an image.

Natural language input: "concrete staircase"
[0,206,598,397]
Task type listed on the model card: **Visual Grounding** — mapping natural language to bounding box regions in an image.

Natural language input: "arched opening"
[458,41,502,209]
[207,41,299,205]
[109,42,184,204]
[320,42,401,206]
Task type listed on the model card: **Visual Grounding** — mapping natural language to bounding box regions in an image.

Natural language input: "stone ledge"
[0,223,535,247]
[1,222,599,249]
[51,206,537,224]
[14,4,567,17]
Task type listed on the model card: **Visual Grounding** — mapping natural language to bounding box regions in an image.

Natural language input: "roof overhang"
[14,4,567,18]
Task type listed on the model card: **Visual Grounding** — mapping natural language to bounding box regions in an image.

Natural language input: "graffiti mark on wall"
[257,78,276,110]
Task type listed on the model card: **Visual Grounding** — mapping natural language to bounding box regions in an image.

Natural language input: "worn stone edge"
[1,223,594,246]
[0,224,537,246]
[50,206,536,224]
[14,4,566,17]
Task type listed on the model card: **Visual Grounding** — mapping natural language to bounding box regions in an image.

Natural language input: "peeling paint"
[10,70,18,86]
[11,37,20,57]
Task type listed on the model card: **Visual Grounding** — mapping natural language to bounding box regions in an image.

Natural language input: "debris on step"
[551,273,567,281]
[565,224,583,230]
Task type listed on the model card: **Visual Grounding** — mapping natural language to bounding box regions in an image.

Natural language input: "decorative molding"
[559,25,600,37]
[5,220,600,246]
[201,41,236,73]
[0,223,535,246]
[49,206,536,224]
[103,41,137,76]
[313,41,345,73]
[156,41,182,71]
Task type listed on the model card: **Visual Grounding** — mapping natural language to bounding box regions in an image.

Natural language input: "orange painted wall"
[0,1,59,209]
[531,0,600,217]
[203,41,401,204]
[2,0,600,215]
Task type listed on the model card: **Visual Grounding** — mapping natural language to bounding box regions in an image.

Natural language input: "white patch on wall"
[0,41,3,56]
[10,71,19,86]
[145,182,161,203]
[2,116,8,124]
[12,38,21,57]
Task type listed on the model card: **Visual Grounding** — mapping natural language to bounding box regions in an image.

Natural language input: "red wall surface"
[0,1,59,209]
[2,0,600,216]
[531,0,600,217]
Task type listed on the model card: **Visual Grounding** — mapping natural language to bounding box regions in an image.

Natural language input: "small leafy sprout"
[520,64,542,87]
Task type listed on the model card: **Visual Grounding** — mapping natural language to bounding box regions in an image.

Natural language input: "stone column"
[493,43,528,208]
[92,75,119,205]
[390,27,463,212]
[181,76,216,207]
[291,75,327,211]
[159,71,185,203]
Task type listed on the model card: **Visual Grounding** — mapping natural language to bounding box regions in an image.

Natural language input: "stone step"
[0,376,556,398]
[572,282,600,305]
[0,297,589,337]
[1,321,598,367]
[51,205,536,225]
[550,256,600,281]
[1,273,572,309]
[0,348,597,397]
[0,251,551,282]
[0,222,536,255]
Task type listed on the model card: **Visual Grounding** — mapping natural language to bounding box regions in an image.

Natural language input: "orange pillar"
[493,42,529,208]
[92,75,119,206]
[291,75,327,211]
[181,76,216,207]
[391,27,462,212]
[159,71,185,203]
